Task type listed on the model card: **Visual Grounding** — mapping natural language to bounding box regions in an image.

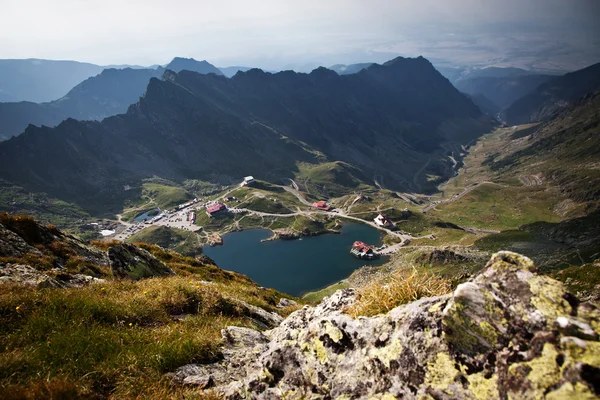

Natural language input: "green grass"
[302,281,349,303]
[0,276,296,399]
[433,184,561,230]
[0,181,92,235]
[0,220,303,399]
[127,226,202,256]
[552,260,600,300]
[295,161,374,198]
[141,182,193,210]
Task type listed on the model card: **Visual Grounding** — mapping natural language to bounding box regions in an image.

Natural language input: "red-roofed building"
[206,203,227,217]
[312,200,331,211]
[350,241,377,260]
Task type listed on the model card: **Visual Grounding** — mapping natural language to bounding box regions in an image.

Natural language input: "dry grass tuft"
[346,269,451,318]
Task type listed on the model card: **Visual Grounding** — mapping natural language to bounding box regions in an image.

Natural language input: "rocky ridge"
[174,251,600,399]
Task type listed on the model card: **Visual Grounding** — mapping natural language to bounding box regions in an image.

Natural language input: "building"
[312,200,331,211]
[374,213,395,228]
[206,203,227,217]
[241,176,256,186]
[350,241,378,260]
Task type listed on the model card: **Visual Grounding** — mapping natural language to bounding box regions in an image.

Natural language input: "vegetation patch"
[346,269,451,317]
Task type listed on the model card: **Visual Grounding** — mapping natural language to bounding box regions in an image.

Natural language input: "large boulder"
[0,223,42,258]
[108,243,175,280]
[173,251,600,399]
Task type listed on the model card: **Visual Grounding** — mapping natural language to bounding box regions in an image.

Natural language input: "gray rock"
[0,264,104,289]
[0,223,42,258]
[0,264,64,288]
[234,300,283,328]
[277,298,298,308]
[108,243,175,280]
[171,251,600,399]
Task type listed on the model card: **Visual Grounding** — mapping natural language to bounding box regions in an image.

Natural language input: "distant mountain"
[219,66,252,78]
[0,68,161,140]
[464,93,501,116]
[455,74,553,109]
[165,57,222,76]
[0,56,493,213]
[0,59,105,103]
[503,62,600,125]
[329,63,374,75]
[0,58,224,140]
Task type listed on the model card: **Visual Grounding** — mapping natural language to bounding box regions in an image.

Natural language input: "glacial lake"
[203,222,387,296]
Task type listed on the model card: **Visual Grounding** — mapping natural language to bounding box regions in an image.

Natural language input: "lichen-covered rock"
[108,243,175,280]
[172,251,600,399]
[0,264,65,288]
[0,264,105,289]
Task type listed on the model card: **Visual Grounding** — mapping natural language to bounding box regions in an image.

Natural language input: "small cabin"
[241,176,256,186]
[312,200,331,211]
[374,213,394,228]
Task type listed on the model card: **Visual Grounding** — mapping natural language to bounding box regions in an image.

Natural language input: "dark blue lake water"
[203,223,386,296]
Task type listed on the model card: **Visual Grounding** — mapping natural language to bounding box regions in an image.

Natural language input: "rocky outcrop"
[173,252,600,399]
[0,264,104,288]
[0,223,42,258]
[108,243,175,280]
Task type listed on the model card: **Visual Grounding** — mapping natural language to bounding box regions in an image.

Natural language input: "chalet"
[312,200,331,211]
[350,241,378,260]
[374,213,395,228]
[206,203,227,217]
[241,176,256,187]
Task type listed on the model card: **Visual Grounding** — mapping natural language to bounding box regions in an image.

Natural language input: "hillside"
[0,56,494,216]
[0,58,225,140]
[503,62,600,125]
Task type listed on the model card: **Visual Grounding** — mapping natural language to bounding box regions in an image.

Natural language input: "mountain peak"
[165,57,223,76]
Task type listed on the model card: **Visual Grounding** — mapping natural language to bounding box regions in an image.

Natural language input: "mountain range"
[502,62,600,125]
[0,59,105,103]
[0,56,493,214]
[0,58,223,140]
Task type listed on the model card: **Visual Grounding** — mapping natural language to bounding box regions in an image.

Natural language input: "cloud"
[0,0,598,69]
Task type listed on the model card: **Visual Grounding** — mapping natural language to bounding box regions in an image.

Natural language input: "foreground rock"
[108,243,175,280]
[0,264,104,288]
[173,252,600,399]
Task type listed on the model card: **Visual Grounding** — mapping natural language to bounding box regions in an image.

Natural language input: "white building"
[241,176,256,186]
[374,213,394,228]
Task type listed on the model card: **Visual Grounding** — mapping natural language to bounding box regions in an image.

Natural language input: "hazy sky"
[1,0,599,70]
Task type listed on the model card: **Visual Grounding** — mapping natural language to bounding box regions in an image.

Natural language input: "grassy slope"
[127,225,202,257]
[0,216,301,399]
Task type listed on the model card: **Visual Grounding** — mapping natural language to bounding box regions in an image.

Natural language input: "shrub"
[346,269,451,317]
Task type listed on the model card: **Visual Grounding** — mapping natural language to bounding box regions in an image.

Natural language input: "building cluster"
[177,198,201,210]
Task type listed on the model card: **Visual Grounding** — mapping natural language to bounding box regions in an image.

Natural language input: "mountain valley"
[1,48,599,400]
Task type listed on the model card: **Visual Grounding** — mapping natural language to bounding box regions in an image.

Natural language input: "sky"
[1,0,599,71]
